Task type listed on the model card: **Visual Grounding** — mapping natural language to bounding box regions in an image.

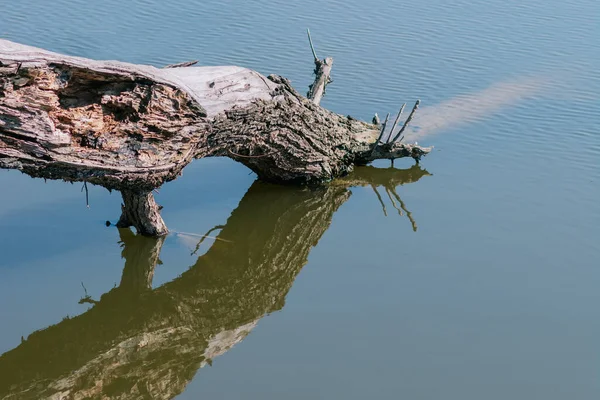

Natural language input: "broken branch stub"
[306,29,333,106]
[0,38,431,236]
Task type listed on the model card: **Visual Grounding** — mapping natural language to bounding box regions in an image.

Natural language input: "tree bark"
[307,57,333,105]
[116,190,168,236]
[0,39,431,235]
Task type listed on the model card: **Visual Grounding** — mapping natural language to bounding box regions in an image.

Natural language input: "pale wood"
[0,39,431,235]
[307,57,333,106]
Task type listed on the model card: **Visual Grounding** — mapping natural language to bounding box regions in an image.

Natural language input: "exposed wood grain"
[0,39,431,235]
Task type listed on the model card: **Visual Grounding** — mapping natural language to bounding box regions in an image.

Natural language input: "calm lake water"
[1,0,599,398]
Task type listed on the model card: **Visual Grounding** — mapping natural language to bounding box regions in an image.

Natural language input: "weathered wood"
[116,190,168,236]
[386,103,406,143]
[0,39,431,235]
[390,100,420,144]
[306,29,333,106]
[307,57,333,106]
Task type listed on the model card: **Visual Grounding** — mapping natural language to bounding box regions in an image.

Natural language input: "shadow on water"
[0,165,430,400]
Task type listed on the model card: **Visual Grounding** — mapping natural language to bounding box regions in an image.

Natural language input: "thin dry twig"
[307,28,319,61]
[371,113,390,157]
[390,100,420,144]
[386,103,406,143]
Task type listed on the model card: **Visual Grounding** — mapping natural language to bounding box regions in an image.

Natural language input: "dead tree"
[0,36,431,235]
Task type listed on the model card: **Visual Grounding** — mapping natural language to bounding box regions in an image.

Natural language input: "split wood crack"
[0,32,432,236]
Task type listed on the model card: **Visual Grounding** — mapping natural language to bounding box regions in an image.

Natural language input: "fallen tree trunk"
[0,38,431,235]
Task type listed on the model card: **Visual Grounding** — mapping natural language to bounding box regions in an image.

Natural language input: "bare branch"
[306,29,333,105]
[371,185,387,216]
[386,103,406,143]
[307,28,318,61]
[371,113,390,157]
[390,100,420,144]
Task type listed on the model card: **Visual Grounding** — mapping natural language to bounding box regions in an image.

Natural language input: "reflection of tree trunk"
[0,182,350,400]
[117,228,165,292]
[0,166,429,400]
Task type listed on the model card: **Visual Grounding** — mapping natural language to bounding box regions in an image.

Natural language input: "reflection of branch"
[371,184,417,231]
[78,282,98,305]
[371,185,387,216]
[385,187,403,216]
[388,187,418,232]
[341,165,427,231]
[187,225,226,255]
[78,297,98,306]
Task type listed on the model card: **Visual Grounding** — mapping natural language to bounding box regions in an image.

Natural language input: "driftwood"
[0,37,431,235]
[0,165,428,400]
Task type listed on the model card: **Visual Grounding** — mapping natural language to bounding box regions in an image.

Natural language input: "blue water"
[1,0,599,398]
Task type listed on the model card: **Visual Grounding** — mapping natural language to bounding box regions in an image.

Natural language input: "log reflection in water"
[0,165,429,400]
[336,164,431,231]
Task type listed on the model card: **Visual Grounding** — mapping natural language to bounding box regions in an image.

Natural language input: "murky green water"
[1,0,599,398]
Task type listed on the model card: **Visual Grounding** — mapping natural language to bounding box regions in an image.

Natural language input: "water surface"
[1,0,599,398]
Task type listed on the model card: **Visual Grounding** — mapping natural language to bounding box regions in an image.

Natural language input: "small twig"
[371,113,390,157]
[163,60,199,69]
[386,103,406,143]
[307,28,319,62]
[371,185,387,216]
[390,100,420,144]
[81,281,88,296]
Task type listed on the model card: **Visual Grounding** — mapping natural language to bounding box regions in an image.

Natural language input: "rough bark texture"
[307,57,333,105]
[115,190,168,236]
[1,39,432,235]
